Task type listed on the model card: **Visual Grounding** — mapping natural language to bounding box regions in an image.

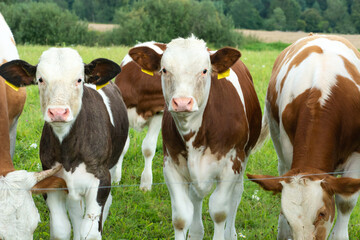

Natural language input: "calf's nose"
[47,108,70,122]
[171,97,194,112]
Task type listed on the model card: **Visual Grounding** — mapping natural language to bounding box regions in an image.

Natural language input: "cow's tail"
[252,105,270,152]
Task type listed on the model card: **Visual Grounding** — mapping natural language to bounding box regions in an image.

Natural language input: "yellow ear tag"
[96,81,109,90]
[217,69,230,79]
[5,80,19,91]
[141,68,154,76]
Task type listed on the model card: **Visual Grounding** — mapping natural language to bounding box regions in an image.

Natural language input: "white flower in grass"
[262,65,266,68]
[252,189,260,201]
[239,232,246,238]
[30,143,38,149]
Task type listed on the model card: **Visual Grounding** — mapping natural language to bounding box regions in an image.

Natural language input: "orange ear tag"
[96,81,109,90]
[217,69,230,79]
[141,68,154,76]
[5,80,19,91]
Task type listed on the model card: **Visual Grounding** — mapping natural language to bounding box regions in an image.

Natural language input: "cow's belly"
[127,107,149,131]
[186,148,240,198]
[55,162,99,201]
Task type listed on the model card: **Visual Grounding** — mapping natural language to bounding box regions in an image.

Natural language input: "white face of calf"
[36,48,84,123]
[248,172,360,240]
[160,38,211,113]
[0,47,121,140]
[129,36,241,115]
[280,177,333,240]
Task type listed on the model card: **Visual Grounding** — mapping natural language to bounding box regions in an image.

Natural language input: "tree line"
[0,0,358,47]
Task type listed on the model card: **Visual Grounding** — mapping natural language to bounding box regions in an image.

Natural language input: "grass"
[12,45,360,239]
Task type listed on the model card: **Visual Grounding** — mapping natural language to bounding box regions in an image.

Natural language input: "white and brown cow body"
[248,35,360,240]
[0,48,129,240]
[130,36,262,240]
[115,41,166,191]
[0,12,26,159]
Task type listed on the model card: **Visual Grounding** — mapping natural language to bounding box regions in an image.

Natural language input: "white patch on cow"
[0,170,40,240]
[226,69,246,113]
[277,36,360,114]
[85,84,115,126]
[127,107,148,131]
[36,48,85,141]
[281,177,325,239]
[122,41,164,67]
[0,13,19,62]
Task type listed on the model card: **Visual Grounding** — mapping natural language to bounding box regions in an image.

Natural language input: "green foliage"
[264,7,286,31]
[229,0,262,29]
[104,0,241,47]
[0,2,91,45]
[301,8,322,32]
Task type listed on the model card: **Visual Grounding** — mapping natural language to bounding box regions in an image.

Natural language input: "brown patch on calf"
[192,60,260,159]
[31,176,68,194]
[114,61,165,119]
[173,218,185,230]
[154,43,167,51]
[214,212,227,223]
[10,37,16,46]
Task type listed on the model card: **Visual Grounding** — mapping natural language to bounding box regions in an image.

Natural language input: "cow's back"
[267,35,360,170]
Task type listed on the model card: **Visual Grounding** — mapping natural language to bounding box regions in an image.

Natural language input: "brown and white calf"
[0,48,129,240]
[248,35,360,240]
[0,58,66,239]
[115,41,166,191]
[0,12,26,159]
[130,36,262,240]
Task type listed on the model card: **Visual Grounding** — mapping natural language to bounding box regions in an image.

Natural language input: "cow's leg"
[110,135,130,183]
[187,186,204,240]
[164,158,193,240]
[268,108,293,240]
[209,157,244,240]
[140,114,162,191]
[9,116,19,160]
[330,152,360,240]
[66,197,84,240]
[80,172,111,240]
[46,191,71,240]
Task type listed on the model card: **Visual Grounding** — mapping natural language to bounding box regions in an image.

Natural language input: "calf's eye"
[38,78,43,83]
[77,79,82,83]
[162,68,167,74]
[202,69,207,74]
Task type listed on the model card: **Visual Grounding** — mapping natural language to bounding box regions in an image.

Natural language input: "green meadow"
[12,45,360,239]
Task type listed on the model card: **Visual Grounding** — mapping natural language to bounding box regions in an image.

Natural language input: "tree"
[351,0,360,32]
[265,7,286,31]
[324,0,355,33]
[229,0,262,29]
[271,0,301,30]
[301,8,322,32]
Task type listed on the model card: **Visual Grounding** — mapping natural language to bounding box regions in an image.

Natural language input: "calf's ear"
[210,47,241,73]
[323,176,360,197]
[129,46,162,72]
[0,60,37,87]
[247,173,283,194]
[85,58,121,86]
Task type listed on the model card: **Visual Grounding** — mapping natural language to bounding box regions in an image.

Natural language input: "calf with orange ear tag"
[248,34,360,240]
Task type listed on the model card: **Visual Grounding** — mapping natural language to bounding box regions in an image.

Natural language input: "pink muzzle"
[171,97,194,112]
[47,107,70,122]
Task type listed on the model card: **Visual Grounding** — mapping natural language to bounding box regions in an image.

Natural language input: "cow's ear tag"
[5,80,19,91]
[217,69,230,79]
[96,81,109,90]
[141,68,154,76]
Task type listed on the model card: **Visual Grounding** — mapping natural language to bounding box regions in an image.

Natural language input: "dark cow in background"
[0,12,26,159]
[248,35,360,240]
[0,48,129,240]
[115,41,166,191]
[130,36,262,240]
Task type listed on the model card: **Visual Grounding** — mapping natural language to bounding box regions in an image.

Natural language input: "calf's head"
[247,170,360,240]
[129,36,240,113]
[0,48,120,125]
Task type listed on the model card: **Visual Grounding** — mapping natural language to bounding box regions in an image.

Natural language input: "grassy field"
[12,45,360,239]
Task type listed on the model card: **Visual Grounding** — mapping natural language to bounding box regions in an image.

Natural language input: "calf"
[0,12,26,159]
[115,41,166,191]
[248,35,360,240]
[130,36,262,240]
[0,48,129,240]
